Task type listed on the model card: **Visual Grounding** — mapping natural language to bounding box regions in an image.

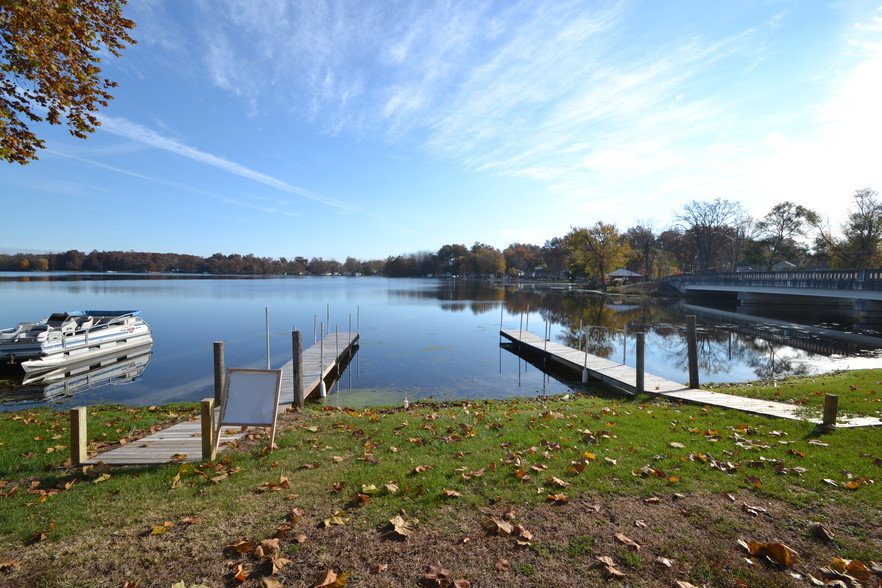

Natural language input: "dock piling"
[291,330,304,407]
[636,332,645,394]
[213,341,225,404]
[686,315,699,389]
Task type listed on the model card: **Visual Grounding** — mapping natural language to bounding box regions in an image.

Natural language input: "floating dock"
[279,331,359,404]
[83,332,359,465]
[501,329,881,428]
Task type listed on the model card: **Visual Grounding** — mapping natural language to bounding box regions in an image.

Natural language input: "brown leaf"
[614,532,640,550]
[494,558,509,572]
[441,489,462,497]
[485,517,513,536]
[370,563,388,574]
[424,562,452,582]
[314,568,349,587]
[389,514,417,537]
[227,539,257,554]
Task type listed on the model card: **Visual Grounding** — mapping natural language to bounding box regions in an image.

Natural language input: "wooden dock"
[83,332,360,465]
[83,414,248,465]
[500,329,881,428]
[279,332,359,404]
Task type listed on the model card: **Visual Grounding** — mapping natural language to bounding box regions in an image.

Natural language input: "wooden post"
[686,315,699,389]
[636,332,645,394]
[70,406,88,466]
[822,394,839,426]
[292,330,304,407]
[201,398,216,461]
[213,341,225,404]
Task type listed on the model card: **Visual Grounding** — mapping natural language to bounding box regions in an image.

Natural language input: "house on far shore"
[771,260,797,272]
[605,268,644,285]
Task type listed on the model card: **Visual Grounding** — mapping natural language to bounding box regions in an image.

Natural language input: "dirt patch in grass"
[4,489,879,587]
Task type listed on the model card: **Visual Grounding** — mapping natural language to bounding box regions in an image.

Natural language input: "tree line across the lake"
[3,189,880,284]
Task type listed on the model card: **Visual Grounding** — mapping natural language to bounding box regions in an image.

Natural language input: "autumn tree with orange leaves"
[0,0,136,164]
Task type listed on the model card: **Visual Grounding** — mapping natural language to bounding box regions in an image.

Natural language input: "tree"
[503,243,541,275]
[1,0,136,164]
[565,222,630,290]
[816,188,882,268]
[675,198,746,272]
[625,222,658,279]
[469,242,505,276]
[755,202,819,270]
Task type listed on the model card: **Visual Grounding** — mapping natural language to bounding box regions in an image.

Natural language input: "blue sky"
[2,0,881,261]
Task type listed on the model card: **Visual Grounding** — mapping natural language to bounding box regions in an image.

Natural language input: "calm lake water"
[2,273,881,410]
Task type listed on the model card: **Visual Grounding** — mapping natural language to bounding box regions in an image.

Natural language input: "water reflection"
[0,275,880,410]
[0,343,153,407]
[400,280,882,383]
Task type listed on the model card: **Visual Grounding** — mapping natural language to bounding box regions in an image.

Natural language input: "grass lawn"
[0,370,880,587]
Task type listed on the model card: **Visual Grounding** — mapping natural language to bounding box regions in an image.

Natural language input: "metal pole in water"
[335,324,339,377]
[313,315,317,344]
[622,325,627,366]
[582,328,589,383]
[526,305,530,332]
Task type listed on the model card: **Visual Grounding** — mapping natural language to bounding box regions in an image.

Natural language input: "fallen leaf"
[389,514,417,537]
[494,558,509,572]
[424,562,452,583]
[323,510,350,527]
[314,568,349,587]
[370,563,388,574]
[614,532,640,550]
[485,517,513,536]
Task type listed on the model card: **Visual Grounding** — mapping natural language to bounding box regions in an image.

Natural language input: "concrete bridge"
[663,270,882,332]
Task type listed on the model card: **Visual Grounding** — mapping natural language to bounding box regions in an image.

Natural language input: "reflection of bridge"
[665,270,882,332]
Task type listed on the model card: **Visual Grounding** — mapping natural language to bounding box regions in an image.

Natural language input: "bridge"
[663,270,882,332]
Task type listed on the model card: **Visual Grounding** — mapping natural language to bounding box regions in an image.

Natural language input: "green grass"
[0,371,879,585]
[705,368,882,418]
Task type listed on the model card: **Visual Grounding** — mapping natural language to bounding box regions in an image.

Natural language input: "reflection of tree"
[656,326,737,377]
[737,337,812,380]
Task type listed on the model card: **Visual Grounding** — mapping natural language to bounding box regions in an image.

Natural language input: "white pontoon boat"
[0,310,152,374]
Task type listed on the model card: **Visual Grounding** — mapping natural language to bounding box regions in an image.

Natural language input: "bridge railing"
[665,269,882,292]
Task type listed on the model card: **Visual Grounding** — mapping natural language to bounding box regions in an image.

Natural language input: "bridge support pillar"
[854,299,882,334]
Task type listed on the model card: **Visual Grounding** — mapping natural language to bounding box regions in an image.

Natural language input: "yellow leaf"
[315,569,350,587]
[93,473,111,484]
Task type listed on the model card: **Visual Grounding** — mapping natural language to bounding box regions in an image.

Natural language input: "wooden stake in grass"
[822,393,838,426]
[70,406,88,466]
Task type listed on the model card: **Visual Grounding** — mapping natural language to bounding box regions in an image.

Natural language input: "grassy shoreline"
[1,370,880,587]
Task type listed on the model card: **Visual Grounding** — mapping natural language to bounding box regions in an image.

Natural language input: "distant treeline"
[0,243,557,278]
[4,190,880,281]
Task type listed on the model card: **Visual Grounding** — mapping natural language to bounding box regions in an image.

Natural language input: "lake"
[2,273,881,410]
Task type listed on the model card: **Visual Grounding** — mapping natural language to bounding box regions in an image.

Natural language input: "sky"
[2,0,882,261]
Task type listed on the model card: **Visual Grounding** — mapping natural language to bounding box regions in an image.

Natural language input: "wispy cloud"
[97,115,354,212]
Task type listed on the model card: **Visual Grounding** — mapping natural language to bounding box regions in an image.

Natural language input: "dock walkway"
[279,332,359,404]
[84,332,359,465]
[501,329,881,428]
